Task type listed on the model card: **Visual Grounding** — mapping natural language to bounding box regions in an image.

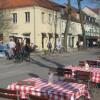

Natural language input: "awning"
[9,33,18,37]
[14,34,24,39]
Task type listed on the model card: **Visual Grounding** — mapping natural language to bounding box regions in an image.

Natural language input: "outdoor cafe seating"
[64,65,100,92]
[0,88,20,100]
[65,65,100,83]
[7,77,90,100]
[79,60,100,67]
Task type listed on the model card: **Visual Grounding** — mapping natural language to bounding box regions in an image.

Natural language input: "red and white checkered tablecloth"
[7,77,90,100]
[65,65,100,83]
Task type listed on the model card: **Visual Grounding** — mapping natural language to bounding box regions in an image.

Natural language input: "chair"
[64,69,72,75]
[0,88,20,100]
[86,60,97,67]
[74,71,95,98]
[79,61,85,67]
[55,67,65,80]
[74,70,91,83]
[28,94,49,100]
[64,69,76,83]
[97,61,100,67]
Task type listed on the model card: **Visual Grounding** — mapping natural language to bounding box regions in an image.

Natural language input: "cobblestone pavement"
[0,48,100,100]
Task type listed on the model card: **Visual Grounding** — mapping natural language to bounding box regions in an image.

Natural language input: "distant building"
[82,7,100,47]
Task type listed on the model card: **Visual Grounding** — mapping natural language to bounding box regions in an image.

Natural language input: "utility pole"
[77,0,86,48]
[64,0,71,52]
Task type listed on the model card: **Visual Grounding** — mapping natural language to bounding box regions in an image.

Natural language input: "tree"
[0,10,11,38]
[64,0,71,52]
[77,0,86,48]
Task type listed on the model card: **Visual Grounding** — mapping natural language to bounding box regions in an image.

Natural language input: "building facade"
[0,0,99,50]
[0,0,64,50]
[82,7,100,47]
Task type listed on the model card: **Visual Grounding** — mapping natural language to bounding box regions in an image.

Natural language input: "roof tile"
[0,0,63,10]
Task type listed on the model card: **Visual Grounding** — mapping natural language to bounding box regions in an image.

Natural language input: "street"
[0,48,100,100]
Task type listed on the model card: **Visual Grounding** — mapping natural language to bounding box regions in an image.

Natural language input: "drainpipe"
[33,6,36,44]
[54,11,57,49]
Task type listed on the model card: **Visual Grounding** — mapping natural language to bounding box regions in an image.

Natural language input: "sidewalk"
[31,47,100,57]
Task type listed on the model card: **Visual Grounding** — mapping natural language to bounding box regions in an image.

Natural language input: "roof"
[62,6,80,23]
[84,6,100,15]
[91,8,100,14]
[0,0,64,10]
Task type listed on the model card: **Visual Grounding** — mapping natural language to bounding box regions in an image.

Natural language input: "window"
[68,36,72,47]
[41,12,45,23]
[12,13,17,23]
[90,17,93,23]
[25,12,30,22]
[23,33,30,44]
[86,15,90,22]
[48,14,52,24]
[92,18,95,23]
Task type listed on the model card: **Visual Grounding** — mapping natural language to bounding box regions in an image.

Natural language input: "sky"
[52,0,99,8]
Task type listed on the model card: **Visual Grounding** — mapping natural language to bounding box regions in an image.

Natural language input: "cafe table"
[65,65,100,83]
[7,77,90,100]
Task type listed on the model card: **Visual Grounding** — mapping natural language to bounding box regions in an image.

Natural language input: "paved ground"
[0,48,100,100]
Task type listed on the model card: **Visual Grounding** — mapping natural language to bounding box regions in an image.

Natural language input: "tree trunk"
[64,0,71,52]
[77,0,86,48]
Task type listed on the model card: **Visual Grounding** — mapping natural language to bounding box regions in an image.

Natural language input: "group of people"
[47,39,62,54]
[5,39,33,61]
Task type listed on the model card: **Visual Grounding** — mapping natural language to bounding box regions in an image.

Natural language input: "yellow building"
[0,0,64,50]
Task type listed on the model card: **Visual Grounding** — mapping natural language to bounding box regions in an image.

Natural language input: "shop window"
[23,33,30,44]
[48,33,53,40]
[41,33,47,48]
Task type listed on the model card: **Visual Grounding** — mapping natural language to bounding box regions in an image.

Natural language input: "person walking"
[76,41,80,50]
[7,39,16,59]
[24,43,31,61]
[8,39,16,50]
[56,39,62,53]
[47,41,52,54]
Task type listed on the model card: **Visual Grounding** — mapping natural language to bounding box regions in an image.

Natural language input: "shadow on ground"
[28,73,39,78]
[29,55,64,69]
